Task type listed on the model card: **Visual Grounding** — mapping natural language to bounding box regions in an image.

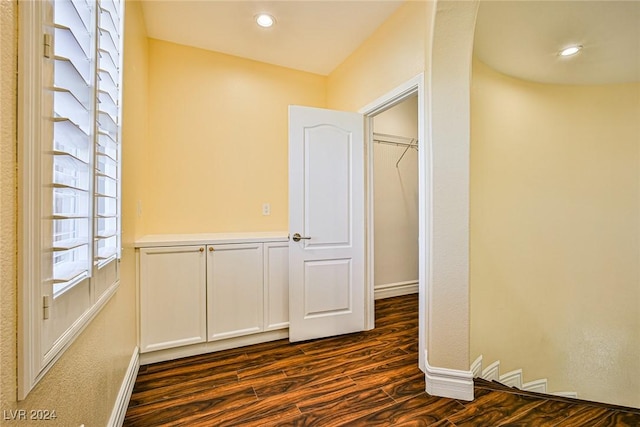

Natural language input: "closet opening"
[371,96,419,342]
[360,74,426,372]
[371,95,419,301]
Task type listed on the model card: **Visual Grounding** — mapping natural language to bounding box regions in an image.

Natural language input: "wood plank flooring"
[124,294,640,426]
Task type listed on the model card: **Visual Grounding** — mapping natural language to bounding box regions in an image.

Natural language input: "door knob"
[292,233,311,242]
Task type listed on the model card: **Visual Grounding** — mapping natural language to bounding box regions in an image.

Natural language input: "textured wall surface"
[427,0,478,371]
[0,0,19,413]
[470,59,640,408]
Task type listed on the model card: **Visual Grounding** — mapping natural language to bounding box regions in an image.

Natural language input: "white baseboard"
[474,355,577,398]
[499,369,523,388]
[470,355,483,378]
[140,329,289,365]
[522,378,547,394]
[425,351,474,401]
[374,280,418,300]
[481,360,500,381]
[108,346,139,427]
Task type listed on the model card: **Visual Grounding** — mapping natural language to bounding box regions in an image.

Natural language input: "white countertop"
[134,231,289,248]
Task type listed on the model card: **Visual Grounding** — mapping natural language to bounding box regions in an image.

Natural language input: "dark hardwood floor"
[124,294,640,426]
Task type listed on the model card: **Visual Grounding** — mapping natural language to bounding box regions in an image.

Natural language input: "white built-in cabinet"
[207,242,263,341]
[139,245,207,353]
[136,233,289,359]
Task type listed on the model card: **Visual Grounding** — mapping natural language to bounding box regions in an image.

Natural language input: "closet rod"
[373,138,415,148]
[373,132,416,147]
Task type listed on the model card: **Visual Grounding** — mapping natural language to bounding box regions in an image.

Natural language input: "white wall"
[373,96,419,290]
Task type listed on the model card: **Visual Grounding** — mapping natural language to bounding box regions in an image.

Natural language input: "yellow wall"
[0,1,146,424]
[122,1,150,242]
[143,39,326,234]
[140,1,427,236]
[470,59,640,407]
[327,1,427,112]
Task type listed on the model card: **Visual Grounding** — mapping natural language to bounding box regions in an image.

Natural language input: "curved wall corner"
[424,0,478,395]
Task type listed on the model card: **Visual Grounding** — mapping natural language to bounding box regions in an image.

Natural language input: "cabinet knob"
[209,247,214,252]
[199,247,204,252]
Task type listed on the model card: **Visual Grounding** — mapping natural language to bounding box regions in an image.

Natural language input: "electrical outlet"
[262,203,271,216]
[137,200,143,217]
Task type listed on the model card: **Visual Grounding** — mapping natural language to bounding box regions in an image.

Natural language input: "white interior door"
[288,105,365,342]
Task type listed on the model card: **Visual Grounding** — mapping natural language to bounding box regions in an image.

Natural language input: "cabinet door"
[264,242,289,330]
[207,243,264,341]
[139,246,207,353]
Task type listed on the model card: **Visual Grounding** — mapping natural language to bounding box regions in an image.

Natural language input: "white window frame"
[17,0,124,400]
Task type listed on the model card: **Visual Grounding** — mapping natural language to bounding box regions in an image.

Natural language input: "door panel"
[289,105,365,342]
[304,258,352,316]
[305,126,352,247]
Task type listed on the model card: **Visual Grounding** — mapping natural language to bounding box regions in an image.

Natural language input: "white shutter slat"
[97,111,118,134]
[53,261,89,284]
[54,118,90,150]
[98,10,119,46]
[98,70,118,102]
[56,0,91,39]
[54,24,91,70]
[53,238,90,251]
[96,150,116,166]
[100,0,120,24]
[96,196,117,217]
[96,152,116,175]
[70,0,93,30]
[99,29,119,64]
[53,89,90,133]
[54,57,91,108]
[96,176,116,199]
[98,90,117,118]
[96,245,117,261]
[95,228,117,239]
[98,49,118,83]
[53,150,89,166]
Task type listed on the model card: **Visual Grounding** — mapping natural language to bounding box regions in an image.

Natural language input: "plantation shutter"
[48,0,122,295]
[19,0,124,399]
[95,0,121,266]
[51,0,95,296]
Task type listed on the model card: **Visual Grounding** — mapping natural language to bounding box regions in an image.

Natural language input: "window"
[18,0,123,399]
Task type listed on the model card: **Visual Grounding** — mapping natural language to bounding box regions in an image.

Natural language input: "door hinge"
[43,295,50,320]
[43,33,52,59]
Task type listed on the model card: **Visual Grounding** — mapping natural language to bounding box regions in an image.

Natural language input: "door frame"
[359,74,427,372]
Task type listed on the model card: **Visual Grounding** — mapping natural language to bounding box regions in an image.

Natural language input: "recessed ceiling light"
[559,45,582,57]
[256,14,275,28]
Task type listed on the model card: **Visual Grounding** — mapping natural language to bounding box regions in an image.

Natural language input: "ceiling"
[474,1,640,85]
[140,0,404,76]
[141,1,640,84]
